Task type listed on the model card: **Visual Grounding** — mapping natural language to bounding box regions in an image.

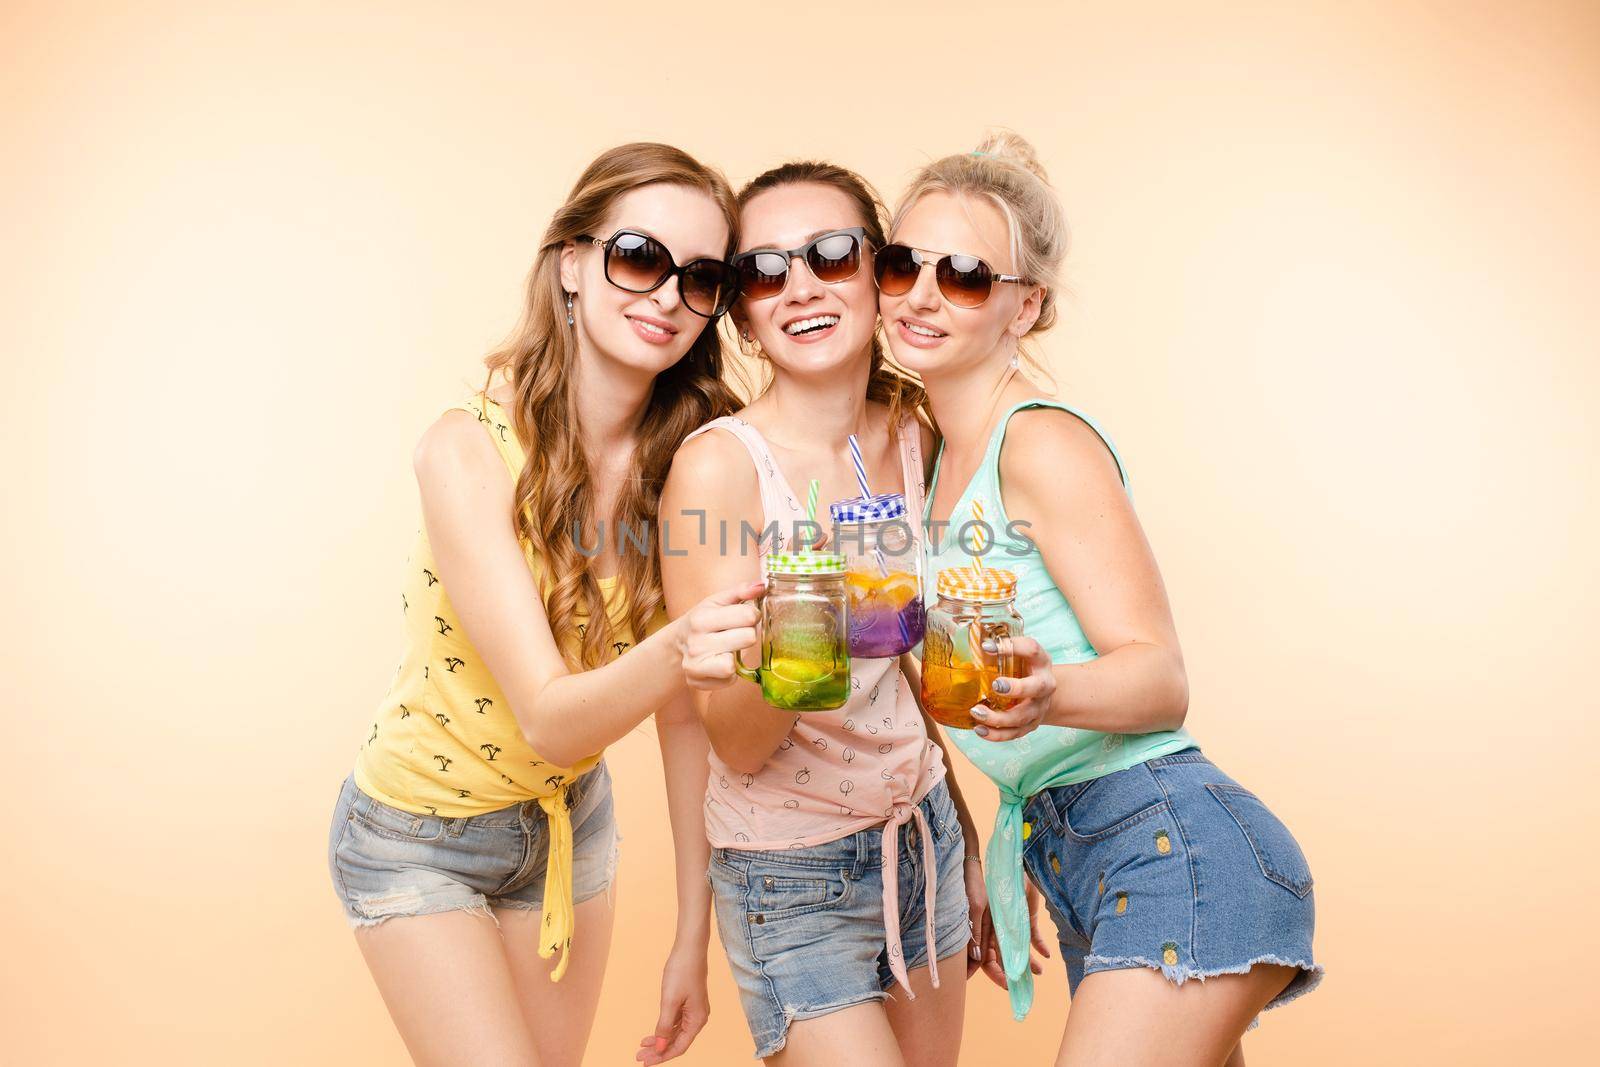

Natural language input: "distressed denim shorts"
[709,779,971,1059]
[327,761,618,926]
[1022,749,1322,1023]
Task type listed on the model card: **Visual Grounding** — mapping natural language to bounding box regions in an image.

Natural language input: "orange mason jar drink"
[921,565,1025,729]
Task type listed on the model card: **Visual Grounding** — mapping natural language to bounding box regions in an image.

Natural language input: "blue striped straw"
[847,434,911,648]
[847,434,870,499]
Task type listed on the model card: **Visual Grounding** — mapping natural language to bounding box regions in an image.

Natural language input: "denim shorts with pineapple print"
[1021,749,1323,1024]
[327,761,618,926]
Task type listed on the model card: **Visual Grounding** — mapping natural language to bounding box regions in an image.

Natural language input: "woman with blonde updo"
[881,130,1323,1065]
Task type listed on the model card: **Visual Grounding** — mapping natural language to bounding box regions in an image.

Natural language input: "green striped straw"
[805,478,820,551]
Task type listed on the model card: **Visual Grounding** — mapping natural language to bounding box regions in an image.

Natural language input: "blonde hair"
[484,143,741,669]
[890,130,1069,375]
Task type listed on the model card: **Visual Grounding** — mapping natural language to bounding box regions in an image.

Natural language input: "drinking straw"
[971,498,988,575]
[806,478,820,548]
[847,434,871,499]
[847,434,911,647]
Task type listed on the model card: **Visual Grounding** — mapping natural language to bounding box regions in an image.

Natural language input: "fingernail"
[975,725,990,737]
[981,639,997,653]
[992,678,1011,693]
[970,705,988,720]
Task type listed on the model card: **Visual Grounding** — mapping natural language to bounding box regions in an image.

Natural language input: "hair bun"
[973,129,1050,184]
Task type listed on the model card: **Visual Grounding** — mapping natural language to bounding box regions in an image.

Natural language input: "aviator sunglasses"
[873,243,1033,308]
[730,227,869,300]
[575,229,740,318]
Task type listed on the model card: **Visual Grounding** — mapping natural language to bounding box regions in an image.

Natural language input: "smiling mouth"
[630,317,674,338]
[784,315,840,336]
[901,320,946,338]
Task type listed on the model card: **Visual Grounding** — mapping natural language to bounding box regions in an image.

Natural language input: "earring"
[741,331,752,343]
[565,291,575,327]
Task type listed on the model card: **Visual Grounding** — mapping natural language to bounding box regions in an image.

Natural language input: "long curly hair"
[735,161,929,445]
[484,143,741,669]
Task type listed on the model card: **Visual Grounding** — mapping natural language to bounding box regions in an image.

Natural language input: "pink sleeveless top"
[683,414,949,996]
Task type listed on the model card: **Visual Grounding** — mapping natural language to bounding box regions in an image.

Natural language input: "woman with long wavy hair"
[327,143,761,1067]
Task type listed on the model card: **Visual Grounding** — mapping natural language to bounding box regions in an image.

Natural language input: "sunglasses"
[730,227,869,301]
[575,229,739,318]
[873,243,1033,308]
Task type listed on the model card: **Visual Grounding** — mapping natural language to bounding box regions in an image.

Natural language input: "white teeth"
[904,322,944,337]
[783,315,840,336]
[635,319,668,336]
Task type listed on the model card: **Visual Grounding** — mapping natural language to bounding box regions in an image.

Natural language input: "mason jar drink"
[736,551,851,711]
[921,565,1024,729]
[829,493,925,658]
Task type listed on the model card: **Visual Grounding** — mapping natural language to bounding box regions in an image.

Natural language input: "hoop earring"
[566,291,575,327]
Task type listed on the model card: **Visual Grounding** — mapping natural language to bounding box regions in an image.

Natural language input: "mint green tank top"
[923,399,1196,1019]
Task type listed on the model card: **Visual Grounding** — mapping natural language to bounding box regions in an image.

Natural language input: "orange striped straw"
[971,498,988,575]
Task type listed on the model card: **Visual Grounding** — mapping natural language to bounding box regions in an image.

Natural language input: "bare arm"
[638,690,713,1064]
[415,410,691,767]
[659,431,796,775]
[656,691,713,953]
[994,408,1189,735]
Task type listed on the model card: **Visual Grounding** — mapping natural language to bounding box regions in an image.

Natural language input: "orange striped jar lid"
[935,564,1018,602]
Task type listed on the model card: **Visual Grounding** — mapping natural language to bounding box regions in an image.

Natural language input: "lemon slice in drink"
[770,656,834,685]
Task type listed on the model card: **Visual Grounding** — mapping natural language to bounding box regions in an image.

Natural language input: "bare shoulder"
[1000,404,1125,499]
[412,408,507,489]
[663,425,758,509]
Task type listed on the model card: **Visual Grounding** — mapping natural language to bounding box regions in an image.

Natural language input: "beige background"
[4,1,1597,1063]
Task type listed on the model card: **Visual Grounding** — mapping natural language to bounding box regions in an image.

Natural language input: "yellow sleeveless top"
[353,393,665,977]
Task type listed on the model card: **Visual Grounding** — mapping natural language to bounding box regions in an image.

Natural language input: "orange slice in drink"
[878,572,919,609]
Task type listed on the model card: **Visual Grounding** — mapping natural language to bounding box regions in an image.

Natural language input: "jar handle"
[734,603,766,687]
[969,621,1014,702]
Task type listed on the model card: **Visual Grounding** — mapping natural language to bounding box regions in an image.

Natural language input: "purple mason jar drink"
[829,493,926,659]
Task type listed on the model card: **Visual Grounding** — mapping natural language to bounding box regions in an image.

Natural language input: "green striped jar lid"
[765,551,846,576]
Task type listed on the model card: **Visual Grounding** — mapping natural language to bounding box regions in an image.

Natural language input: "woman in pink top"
[656,163,991,1066]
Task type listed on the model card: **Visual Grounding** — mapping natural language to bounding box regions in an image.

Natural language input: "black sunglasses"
[575,229,739,318]
[730,227,869,300]
[873,243,1033,308]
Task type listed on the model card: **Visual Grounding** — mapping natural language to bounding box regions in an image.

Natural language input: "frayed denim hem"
[1083,952,1325,1030]
[345,895,500,929]
[752,992,892,1059]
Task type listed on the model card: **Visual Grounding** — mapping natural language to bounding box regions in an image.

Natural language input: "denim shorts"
[709,779,970,1059]
[327,761,618,926]
[1022,749,1322,1022]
